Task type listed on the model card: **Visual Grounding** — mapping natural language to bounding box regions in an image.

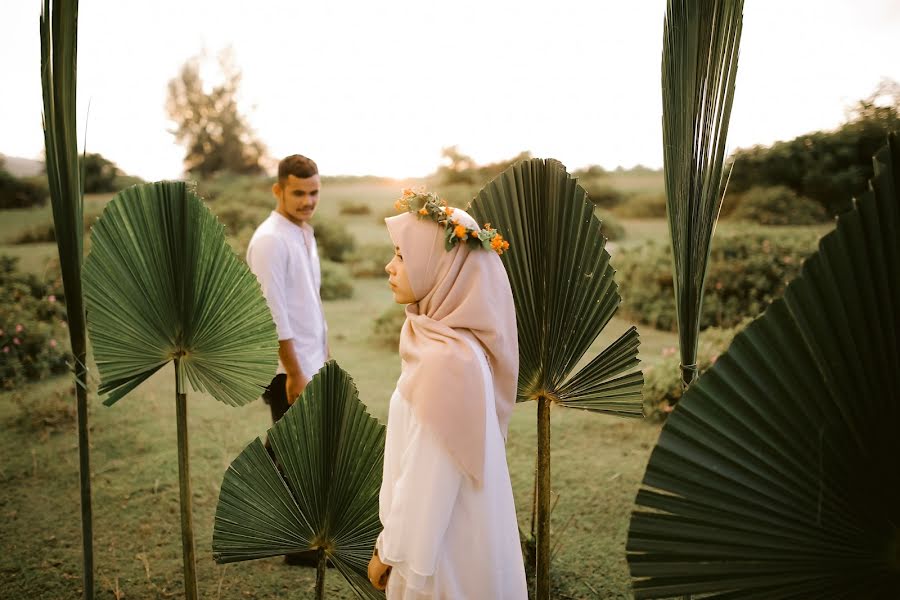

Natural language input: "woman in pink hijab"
[367,190,528,599]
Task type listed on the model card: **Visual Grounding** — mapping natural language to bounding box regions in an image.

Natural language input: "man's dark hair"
[278,154,318,184]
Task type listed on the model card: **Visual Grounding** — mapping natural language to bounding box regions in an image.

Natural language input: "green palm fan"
[39,1,93,598]
[213,360,386,600]
[468,158,644,599]
[662,0,744,391]
[83,181,279,600]
[626,135,900,598]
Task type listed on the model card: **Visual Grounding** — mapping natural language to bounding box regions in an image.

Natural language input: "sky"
[1,0,898,180]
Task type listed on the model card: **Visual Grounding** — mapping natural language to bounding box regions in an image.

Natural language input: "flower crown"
[394,188,510,255]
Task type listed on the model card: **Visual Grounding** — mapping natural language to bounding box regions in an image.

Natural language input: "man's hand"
[368,550,391,591]
[285,372,308,405]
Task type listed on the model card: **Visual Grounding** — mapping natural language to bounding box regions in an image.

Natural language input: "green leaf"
[626,135,900,597]
[40,2,95,598]
[213,361,386,599]
[41,0,86,363]
[83,181,278,406]
[468,158,643,416]
[662,0,744,386]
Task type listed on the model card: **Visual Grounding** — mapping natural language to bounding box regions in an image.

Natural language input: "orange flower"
[402,188,415,197]
[444,207,454,216]
[502,240,510,250]
[419,208,428,215]
[394,200,404,211]
[454,224,467,239]
[470,231,479,238]
[490,236,504,250]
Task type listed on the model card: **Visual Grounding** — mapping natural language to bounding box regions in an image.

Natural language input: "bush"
[0,257,69,390]
[348,243,393,278]
[581,180,625,208]
[319,259,354,300]
[372,303,406,348]
[615,227,821,331]
[9,209,102,245]
[12,386,77,435]
[313,217,356,263]
[0,170,49,209]
[194,173,273,208]
[339,201,372,216]
[612,192,667,218]
[642,318,753,421]
[729,185,830,226]
[211,202,269,234]
[597,211,625,242]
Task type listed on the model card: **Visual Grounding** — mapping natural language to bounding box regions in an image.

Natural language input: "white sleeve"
[376,419,462,590]
[246,234,294,341]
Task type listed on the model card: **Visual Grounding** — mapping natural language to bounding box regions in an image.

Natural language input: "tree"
[727,79,900,216]
[80,153,118,193]
[83,181,279,600]
[39,2,94,598]
[436,145,479,184]
[166,50,267,178]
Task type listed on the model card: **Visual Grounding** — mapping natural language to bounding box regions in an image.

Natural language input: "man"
[247,154,328,436]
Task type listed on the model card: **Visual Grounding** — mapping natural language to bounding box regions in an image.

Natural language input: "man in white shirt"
[247,154,328,431]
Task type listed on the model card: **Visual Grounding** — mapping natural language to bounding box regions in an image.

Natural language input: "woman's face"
[385,246,416,304]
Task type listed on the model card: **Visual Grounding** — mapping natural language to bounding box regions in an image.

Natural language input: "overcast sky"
[2,0,898,180]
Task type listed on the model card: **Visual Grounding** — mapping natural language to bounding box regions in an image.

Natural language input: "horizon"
[2,0,899,180]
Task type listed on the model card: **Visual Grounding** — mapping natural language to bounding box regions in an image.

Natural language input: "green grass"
[1,178,690,599]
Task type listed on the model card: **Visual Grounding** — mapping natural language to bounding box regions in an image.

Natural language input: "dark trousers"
[262,374,289,455]
[263,373,290,423]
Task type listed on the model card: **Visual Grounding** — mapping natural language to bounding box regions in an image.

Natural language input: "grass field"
[2,178,699,599]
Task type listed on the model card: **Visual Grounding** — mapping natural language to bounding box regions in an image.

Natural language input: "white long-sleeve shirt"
[377,335,528,600]
[246,211,327,379]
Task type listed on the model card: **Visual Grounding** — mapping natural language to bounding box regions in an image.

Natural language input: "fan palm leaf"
[83,181,279,600]
[662,0,744,389]
[83,181,278,407]
[213,361,386,600]
[626,135,900,598]
[39,1,92,597]
[468,158,644,598]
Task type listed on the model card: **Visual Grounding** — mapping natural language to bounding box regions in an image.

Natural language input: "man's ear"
[271,181,282,200]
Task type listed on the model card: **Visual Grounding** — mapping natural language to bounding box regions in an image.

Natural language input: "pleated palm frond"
[40,1,94,598]
[213,361,386,599]
[83,181,278,407]
[663,0,744,387]
[468,158,643,415]
[626,134,900,598]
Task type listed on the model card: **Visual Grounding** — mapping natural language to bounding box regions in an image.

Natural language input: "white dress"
[376,336,528,600]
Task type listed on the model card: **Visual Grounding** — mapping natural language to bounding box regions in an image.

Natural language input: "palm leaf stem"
[536,395,552,599]
[175,359,199,600]
[316,548,327,600]
[39,1,93,597]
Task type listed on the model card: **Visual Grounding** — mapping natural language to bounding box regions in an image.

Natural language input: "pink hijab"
[385,209,518,485]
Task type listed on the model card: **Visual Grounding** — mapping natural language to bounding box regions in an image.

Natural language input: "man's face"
[274,174,320,225]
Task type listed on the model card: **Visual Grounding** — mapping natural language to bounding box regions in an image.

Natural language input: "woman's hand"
[368,550,391,591]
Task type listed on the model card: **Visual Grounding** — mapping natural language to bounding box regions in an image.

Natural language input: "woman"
[368,189,527,599]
